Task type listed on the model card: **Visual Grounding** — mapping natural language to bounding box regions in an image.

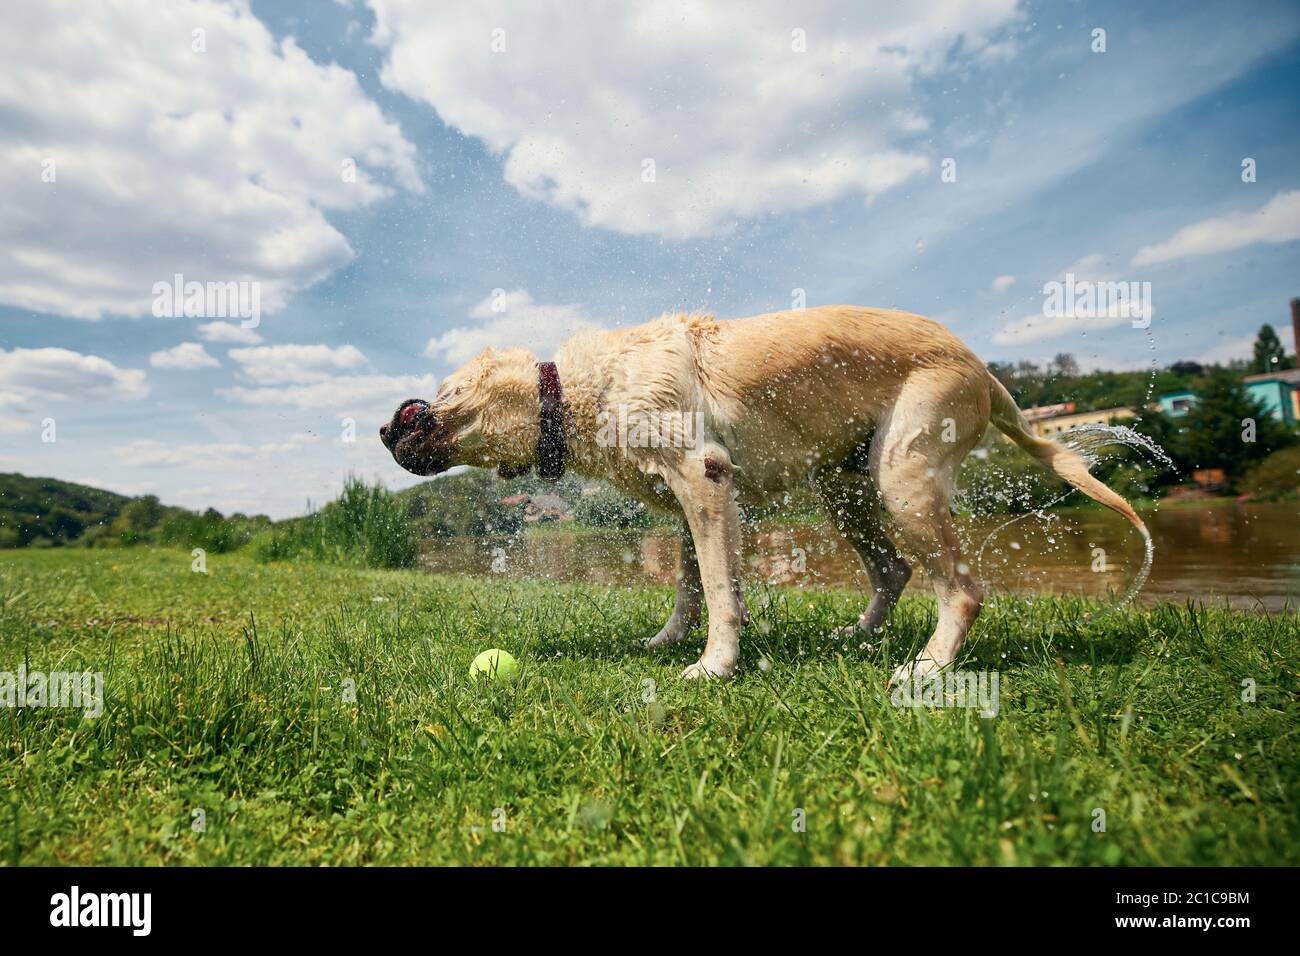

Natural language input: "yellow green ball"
[469,648,519,682]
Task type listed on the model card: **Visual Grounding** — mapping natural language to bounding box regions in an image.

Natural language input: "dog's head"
[380,347,538,478]
[379,397,456,476]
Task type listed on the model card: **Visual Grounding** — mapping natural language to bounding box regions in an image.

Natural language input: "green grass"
[1,547,1296,866]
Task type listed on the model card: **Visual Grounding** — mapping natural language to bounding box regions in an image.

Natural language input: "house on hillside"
[497,492,571,523]
[1241,369,1299,425]
[1158,369,1298,425]
[1158,390,1197,418]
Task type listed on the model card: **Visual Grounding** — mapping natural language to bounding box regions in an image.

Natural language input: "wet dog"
[382,306,1148,681]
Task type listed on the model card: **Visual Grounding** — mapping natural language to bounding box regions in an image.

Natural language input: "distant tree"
[1176,369,1293,483]
[987,361,1019,401]
[1050,352,1080,378]
[1168,361,1203,376]
[1252,324,1294,373]
[987,361,1015,385]
[1125,411,1188,492]
[115,494,164,545]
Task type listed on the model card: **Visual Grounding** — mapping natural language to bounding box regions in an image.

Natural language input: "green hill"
[0,473,272,550]
[0,472,132,547]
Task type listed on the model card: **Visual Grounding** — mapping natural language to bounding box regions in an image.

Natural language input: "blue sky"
[2,0,1298,517]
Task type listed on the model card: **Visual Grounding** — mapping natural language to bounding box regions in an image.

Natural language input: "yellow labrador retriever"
[381,306,1148,682]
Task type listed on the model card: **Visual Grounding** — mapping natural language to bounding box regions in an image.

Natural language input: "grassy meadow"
[0,546,1296,866]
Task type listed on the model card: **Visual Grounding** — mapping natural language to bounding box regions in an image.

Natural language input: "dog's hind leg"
[814,466,911,642]
[661,443,744,679]
[870,377,986,684]
[645,527,702,649]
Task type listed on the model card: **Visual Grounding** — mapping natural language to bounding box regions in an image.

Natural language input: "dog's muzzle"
[380,399,428,450]
[381,398,451,475]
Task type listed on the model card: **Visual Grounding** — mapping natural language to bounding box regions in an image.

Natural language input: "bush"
[248,527,301,563]
[572,487,652,528]
[956,433,1069,515]
[316,478,417,566]
[157,508,265,553]
[403,471,523,537]
[1240,446,1300,501]
[254,476,416,568]
[77,523,116,548]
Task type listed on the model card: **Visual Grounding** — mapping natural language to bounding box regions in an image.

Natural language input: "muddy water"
[419,502,1298,610]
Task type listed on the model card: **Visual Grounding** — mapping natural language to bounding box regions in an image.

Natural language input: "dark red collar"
[536,361,566,479]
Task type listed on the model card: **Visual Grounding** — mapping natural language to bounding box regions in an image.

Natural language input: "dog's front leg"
[663,446,743,679]
[645,528,701,649]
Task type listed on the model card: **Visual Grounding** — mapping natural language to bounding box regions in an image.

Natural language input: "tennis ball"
[469,648,519,682]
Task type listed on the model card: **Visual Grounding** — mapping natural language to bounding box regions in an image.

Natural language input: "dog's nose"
[379,423,389,442]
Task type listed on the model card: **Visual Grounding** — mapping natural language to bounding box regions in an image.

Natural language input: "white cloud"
[198,321,263,345]
[75,476,161,496]
[1197,322,1295,366]
[220,342,434,427]
[425,289,599,365]
[115,441,259,469]
[993,255,1153,345]
[0,0,422,320]
[991,275,1016,293]
[114,432,319,469]
[368,0,1019,239]
[150,342,220,370]
[219,373,438,415]
[993,310,1137,346]
[1196,334,1255,366]
[1132,190,1300,267]
[0,347,148,405]
[228,344,368,384]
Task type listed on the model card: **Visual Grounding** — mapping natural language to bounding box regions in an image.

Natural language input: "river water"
[420,502,1297,610]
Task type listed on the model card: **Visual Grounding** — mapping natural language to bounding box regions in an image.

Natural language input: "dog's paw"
[830,621,876,645]
[645,623,690,649]
[680,657,737,681]
[889,655,945,687]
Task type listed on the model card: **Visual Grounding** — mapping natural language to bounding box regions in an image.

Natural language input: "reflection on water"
[420,502,1298,611]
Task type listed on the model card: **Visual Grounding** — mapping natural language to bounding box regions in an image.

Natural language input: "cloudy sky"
[2,0,1298,518]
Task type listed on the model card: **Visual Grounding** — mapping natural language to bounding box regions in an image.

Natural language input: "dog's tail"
[987,374,1152,597]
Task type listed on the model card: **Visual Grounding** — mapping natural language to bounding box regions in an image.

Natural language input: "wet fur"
[383,306,1148,681]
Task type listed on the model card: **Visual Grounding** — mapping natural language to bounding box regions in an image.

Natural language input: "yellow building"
[1023,404,1136,438]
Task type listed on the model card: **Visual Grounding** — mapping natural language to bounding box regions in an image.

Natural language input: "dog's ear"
[497,461,532,480]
